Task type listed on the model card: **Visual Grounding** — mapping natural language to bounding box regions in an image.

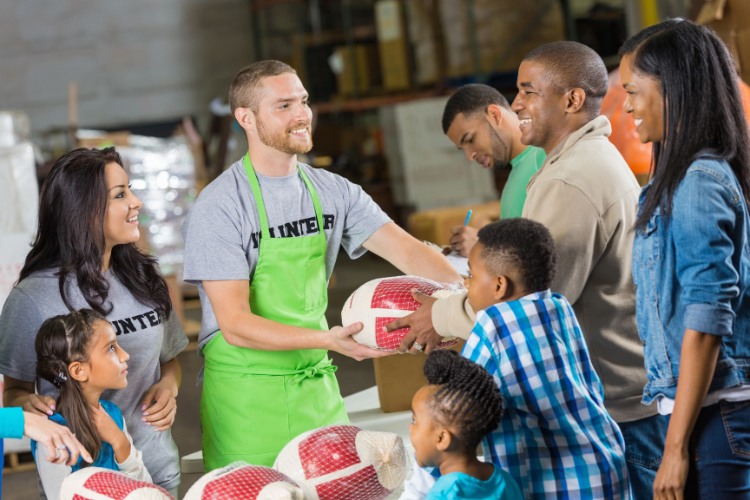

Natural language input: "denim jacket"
[633,158,750,404]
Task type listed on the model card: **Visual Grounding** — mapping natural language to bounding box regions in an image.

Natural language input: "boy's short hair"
[423,350,503,451]
[477,218,558,292]
[229,60,297,114]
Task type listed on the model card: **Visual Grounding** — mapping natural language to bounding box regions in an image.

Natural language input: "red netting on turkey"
[184,462,306,500]
[59,467,174,500]
[341,276,465,351]
[274,424,408,500]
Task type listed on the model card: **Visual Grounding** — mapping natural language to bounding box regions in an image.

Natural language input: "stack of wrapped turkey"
[183,425,408,500]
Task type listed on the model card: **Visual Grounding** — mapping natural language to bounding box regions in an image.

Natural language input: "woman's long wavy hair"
[619,19,750,230]
[36,309,107,465]
[18,147,172,318]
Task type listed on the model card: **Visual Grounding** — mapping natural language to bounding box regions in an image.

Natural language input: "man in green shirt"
[442,84,546,256]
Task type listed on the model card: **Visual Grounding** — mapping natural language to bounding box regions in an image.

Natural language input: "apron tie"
[289,358,337,385]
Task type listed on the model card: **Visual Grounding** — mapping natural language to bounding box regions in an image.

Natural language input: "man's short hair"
[523,41,608,117]
[229,60,297,114]
[477,218,558,293]
[442,84,511,134]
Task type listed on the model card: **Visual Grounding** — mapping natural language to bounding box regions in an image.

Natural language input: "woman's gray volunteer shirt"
[0,269,188,491]
[182,161,392,367]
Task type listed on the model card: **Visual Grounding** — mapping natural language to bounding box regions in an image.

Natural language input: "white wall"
[0,0,254,131]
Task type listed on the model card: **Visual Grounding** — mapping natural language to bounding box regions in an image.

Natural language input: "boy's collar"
[519,289,552,301]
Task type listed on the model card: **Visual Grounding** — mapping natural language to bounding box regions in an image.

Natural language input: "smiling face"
[620,53,664,144]
[103,162,142,250]
[511,60,569,152]
[83,320,130,391]
[446,109,512,170]
[253,73,313,154]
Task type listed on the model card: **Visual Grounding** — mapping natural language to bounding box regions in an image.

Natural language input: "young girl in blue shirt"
[32,309,151,500]
[409,350,523,500]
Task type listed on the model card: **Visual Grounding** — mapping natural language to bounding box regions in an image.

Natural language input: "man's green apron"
[200,154,349,470]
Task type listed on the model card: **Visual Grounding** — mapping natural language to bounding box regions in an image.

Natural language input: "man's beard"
[257,117,313,154]
[488,123,511,170]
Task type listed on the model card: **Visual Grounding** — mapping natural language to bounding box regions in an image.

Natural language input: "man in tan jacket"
[389,42,665,499]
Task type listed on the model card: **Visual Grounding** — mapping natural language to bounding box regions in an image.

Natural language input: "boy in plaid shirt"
[401,218,630,500]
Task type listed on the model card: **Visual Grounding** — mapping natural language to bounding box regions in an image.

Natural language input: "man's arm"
[203,280,388,361]
[362,222,462,284]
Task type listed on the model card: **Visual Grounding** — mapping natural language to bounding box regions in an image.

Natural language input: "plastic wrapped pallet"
[0,111,39,309]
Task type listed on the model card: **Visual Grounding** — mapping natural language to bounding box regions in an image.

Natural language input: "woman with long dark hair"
[621,19,750,499]
[0,147,187,497]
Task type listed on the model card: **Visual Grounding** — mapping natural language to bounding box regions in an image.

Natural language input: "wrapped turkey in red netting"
[273,424,408,500]
[184,462,306,500]
[341,276,465,351]
[59,467,174,500]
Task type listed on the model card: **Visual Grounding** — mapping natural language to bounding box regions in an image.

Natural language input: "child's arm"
[34,442,71,500]
[115,420,152,483]
[91,403,131,463]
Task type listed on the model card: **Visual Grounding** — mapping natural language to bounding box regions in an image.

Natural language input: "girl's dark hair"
[18,147,172,318]
[35,309,107,464]
[423,350,503,451]
[619,19,750,230]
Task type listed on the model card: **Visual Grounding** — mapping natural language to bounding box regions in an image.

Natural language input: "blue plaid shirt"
[462,290,631,500]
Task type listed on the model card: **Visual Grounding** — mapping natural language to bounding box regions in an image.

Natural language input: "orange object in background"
[601,68,750,181]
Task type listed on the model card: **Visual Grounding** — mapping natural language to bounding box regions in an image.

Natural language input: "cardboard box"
[438,0,565,78]
[408,200,502,246]
[699,0,750,84]
[375,0,411,91]
[406,0,446,86]
[335,44,380,96]
[375,340,465,413]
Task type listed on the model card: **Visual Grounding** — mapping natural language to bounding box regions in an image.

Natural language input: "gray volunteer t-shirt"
[182,160,391,358]
[0,269,188,491]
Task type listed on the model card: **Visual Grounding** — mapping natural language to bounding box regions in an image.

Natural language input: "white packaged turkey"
[341,276,465,351]
[59,468,173,500]
[184,462,306,500]
[274,425,408,500]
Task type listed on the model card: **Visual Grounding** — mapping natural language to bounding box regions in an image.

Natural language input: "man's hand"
[140,384,178,432]
[328,323,390,361]
[24,412,93,465]
[448,225,479,257]
[386,290,443,354]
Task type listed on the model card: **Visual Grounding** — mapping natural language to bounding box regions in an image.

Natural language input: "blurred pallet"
[3,450,35,475]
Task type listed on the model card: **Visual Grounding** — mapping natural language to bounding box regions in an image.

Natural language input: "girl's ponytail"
[35,310,106,465]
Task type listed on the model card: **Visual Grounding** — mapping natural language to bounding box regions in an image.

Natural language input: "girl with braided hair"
[409,349,522,500]
[32,309,151,500]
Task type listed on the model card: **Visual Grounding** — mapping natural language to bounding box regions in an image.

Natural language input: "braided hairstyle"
[35,309,107,465]
[423,350,503,451]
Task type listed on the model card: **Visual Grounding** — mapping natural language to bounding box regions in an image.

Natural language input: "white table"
[180,386,414,498]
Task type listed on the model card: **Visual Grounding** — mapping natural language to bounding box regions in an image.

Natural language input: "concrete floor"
[1,251,400,499]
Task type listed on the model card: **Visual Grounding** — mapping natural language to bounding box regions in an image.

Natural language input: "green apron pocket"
[217,375,290,454]
[305,254,327,311]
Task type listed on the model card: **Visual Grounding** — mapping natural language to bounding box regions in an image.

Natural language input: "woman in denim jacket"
[620,20,750,500]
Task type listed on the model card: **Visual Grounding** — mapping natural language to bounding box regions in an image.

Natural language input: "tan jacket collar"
[527,115,612,189]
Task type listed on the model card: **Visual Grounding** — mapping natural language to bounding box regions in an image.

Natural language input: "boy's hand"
[387,290,442,354]
[91,403,129,458]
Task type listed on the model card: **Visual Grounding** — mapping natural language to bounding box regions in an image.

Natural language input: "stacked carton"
[698,0,750,84]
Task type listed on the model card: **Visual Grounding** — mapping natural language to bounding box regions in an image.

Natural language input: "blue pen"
[463,210,473,226]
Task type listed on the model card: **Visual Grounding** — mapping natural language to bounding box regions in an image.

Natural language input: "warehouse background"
[1,0,736,498]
